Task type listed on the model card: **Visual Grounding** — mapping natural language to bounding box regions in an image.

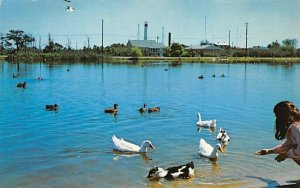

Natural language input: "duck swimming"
[45,104,59,111]
[138,103,147,113]
[148,107,160,113]
[112,135,155,153]
[16,82,26,88]
[104,104,118,114]
[196,112,216,128]
[12,73,18,78]
[198,138,224,161]
[216,128,230,145]
[147,161,194,180]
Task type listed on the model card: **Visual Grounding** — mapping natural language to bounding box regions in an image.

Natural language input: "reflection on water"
[197,126,216,133]
[112,151,153,162]
[0,61,300,188]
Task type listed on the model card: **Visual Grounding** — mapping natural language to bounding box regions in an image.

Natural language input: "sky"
[1,0,300,49]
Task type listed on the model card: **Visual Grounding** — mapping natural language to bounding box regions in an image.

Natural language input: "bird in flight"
[64,0,71,2]
[66,6,75,12]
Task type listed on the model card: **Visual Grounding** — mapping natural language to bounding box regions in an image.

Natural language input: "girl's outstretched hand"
[255,149,271,155]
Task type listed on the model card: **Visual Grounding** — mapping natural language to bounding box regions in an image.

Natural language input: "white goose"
[112,135,155,153]
[196,112,217,128]
[198,138,224,161]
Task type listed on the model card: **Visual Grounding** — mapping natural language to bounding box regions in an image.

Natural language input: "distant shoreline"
[1,54,300,63]
[110,56,300,63]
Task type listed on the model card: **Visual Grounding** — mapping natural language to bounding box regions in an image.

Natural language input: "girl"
[256,101,300,165]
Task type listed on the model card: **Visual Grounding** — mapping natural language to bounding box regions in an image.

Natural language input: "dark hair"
[274,101,300,140]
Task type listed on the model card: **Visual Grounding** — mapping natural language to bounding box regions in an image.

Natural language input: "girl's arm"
[256,137,291,155]
[270,139,291,154]
[286,125,300,160]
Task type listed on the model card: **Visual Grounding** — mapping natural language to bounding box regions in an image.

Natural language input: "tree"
[130,47,143,57]
[281,38,298,56]
[2,30,35,52]
[43,34,63,52]
[170,43,186,57]
[282,38,297,50]
[267,40,281,49]
[106,43,131,56]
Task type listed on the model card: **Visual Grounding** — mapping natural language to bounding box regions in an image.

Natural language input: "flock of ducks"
[13,67,230,181]
[198,74,225,79]
[104,103,160,115]
[15,76,59,112]
[111,108,231,180]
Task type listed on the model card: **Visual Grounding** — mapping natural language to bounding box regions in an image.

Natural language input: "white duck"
[216,128,230,145]
[112,135,155,153]
[196,112,217,128]
[198,138,224,161]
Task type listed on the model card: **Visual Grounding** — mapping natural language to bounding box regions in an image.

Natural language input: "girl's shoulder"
[289,122,300,131]
[292,121,300,126]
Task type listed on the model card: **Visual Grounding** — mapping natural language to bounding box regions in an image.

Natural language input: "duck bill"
[150,144,155,150]
[218,146,225,153]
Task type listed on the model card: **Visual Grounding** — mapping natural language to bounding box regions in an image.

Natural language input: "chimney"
[144,21,148,40]
[168,32,171,46]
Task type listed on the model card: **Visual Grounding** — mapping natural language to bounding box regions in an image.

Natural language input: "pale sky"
[1,0,300,49]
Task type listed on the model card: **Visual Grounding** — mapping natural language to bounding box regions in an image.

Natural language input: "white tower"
[144,21,148,40]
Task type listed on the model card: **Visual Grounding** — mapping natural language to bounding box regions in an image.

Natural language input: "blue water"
[0,61,299,187]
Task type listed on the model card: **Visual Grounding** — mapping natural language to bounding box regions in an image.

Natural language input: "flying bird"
[66,6,75,12]
[64,0,71,2]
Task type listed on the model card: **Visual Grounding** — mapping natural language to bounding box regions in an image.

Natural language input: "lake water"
[0,61,299,188]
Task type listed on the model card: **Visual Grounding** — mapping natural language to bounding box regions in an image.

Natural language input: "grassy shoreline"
[1,54,300,63]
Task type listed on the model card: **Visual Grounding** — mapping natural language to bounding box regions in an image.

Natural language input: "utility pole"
[101,19,104,53]
[67,38,71,50]
[137,24,140,40]
[162,26,164,45]
[0,33,3,53]
[245,22,248,57]
[86,35,90,49]
[236,25,239,48]
[39,36,41,51]
[204,16,207,42]
[168,32,171,47]
[229,30,231,48]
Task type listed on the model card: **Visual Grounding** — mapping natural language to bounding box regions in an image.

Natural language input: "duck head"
[216,128,230,143]
[147,167,166,178]
[140,140,155,152]
[141,140,155,149]
[113,104,118,109]
[211,119,217,126]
